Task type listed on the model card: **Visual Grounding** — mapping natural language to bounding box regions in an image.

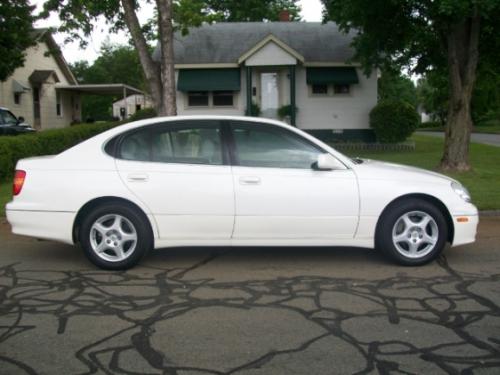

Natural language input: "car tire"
[79,203,152,270]
[376,198,448,266]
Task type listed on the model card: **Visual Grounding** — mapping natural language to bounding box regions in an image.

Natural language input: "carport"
[56,83,145,119]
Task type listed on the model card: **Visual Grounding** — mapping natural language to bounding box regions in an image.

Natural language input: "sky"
[32,0,324,64]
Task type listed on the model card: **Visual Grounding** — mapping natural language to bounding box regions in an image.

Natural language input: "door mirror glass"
[315,154,345,171]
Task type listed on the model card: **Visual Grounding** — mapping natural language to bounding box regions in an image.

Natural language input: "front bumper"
[451,212,479,247]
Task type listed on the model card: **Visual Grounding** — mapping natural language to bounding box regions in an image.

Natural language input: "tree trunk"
[440,11,480,172]
[121,0,164,115]
[157,0,177,116]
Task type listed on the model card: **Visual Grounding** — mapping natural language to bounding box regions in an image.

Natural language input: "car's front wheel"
[376,199,449,266]
[79,203,152,270]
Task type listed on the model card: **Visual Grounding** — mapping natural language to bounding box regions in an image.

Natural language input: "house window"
[213,91,234,106]
[187,91,209,106]
[334,84,350,94]
[311,84,328,95]
[56,91,62,116]
[14,93,21,105]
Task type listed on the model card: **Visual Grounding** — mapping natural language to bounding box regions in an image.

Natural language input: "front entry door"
[229,121,359,240]
[260,73,279,119]
[32,86,41,129]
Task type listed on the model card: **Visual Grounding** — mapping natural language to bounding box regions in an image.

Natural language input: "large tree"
[378,69,418,108]
[42,0,177,116]
[204,0,300,22]
[42,0,301,117]
[322,0,500,171]
[0,0,35,81]
[70,44,146,121]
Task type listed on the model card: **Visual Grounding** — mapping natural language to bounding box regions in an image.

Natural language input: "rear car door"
[229,121,359,240]
[114,120,234,240]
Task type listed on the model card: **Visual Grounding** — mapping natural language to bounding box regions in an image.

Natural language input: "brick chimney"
[279,10,290,22]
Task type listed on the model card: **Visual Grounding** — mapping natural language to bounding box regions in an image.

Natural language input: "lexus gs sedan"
[6,116,478,269]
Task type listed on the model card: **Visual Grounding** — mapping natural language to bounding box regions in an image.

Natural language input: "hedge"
[0,122,121,182]
[127,108,157,122]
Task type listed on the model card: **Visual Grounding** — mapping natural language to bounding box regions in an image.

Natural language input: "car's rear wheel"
[80,203,152,270]
[376,199,448,266]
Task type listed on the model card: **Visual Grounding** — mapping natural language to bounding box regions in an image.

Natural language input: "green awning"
[177,68,241,92]
[306,67,359,85]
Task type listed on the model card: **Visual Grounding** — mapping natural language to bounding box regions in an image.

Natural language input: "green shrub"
[277,104,299,120]
[128,108,157,122]
[0,122,119,182]
[246,102,261,117]
[370,100,420,143]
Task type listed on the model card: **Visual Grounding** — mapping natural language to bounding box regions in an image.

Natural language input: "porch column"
[122,86,128,119]
[289,65,296,126]
[246,66,252,116]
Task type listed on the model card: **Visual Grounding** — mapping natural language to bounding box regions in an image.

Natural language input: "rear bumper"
[6,208,75,244]
[451,214,479,247]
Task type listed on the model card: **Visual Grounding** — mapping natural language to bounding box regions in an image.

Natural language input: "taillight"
[13,170,26,196]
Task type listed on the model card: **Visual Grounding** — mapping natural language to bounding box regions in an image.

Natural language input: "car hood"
[354,159,457,185]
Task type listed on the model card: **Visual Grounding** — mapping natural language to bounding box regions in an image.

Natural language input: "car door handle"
[127,173,149,182]
[239,176,261,185]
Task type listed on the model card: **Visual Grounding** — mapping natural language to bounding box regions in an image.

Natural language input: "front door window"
[232,123,321,169]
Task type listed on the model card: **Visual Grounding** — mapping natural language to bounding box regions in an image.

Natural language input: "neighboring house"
[0,29,80,130]
[0,29,145,130]
[153,22,378,141]
[113,94,153,120]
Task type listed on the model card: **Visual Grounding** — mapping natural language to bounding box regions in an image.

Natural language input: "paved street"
[1,217,499,374]
[418,131,500,147]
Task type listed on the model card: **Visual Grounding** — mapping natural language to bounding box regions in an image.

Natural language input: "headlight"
[451,182,471,203]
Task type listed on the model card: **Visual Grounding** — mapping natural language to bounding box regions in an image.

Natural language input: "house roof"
[32,28,77,85]
[153,22,356,65]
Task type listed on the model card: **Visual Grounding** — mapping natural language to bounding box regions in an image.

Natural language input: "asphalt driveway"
[0,217,499,374]
[418,131,500,147]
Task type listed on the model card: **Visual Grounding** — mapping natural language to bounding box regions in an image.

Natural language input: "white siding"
[173,65,377,130]
[245,42,297,66]
[295,67,378,130]
[0,40,80,129]
[176,69,246,116]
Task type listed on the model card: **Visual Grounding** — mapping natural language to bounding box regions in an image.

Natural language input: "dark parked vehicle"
[0,108,36,135]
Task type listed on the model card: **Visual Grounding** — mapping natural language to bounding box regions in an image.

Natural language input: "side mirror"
[17,116,25,123]
[314,153,345,171]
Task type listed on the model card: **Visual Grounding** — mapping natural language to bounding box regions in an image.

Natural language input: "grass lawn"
[0,181,10,217]
[342,135,500,210]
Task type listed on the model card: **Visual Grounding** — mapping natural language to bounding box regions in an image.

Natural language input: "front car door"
[228,121,359,240]
[115,120,234,241]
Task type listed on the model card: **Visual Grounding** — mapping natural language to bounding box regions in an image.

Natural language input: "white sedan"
[6,116,478,269]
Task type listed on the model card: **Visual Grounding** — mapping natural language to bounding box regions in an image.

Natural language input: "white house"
[0,29,145,130]
[0,29,80,129]
[113,94,153,120]
[154,22,378,142]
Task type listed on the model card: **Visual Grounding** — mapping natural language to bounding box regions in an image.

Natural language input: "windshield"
[0,110,18,125]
